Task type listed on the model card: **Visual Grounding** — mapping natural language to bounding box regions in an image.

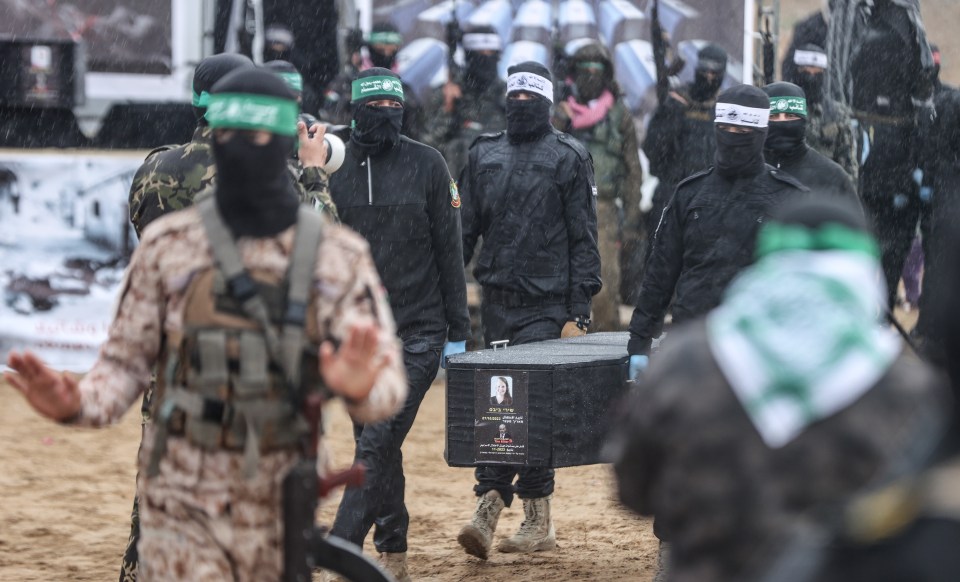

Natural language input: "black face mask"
[573,71,606,102]
[765,119,807,162]
[368,48,397,70]
[506,98,552,143]
[213,133,299,238]
[795,72,825,105]
[351,105,403,156]
[715,127,767,179]
[465,52,500,91]
[691,69,724,102]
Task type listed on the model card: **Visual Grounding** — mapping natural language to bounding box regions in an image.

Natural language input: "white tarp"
[0,151,142,371]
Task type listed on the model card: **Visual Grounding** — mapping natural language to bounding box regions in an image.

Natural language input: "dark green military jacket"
[128,125,337,237]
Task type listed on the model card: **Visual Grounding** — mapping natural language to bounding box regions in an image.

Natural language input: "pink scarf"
[566,90,615,130]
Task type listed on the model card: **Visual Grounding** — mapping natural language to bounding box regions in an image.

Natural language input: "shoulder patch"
[676,167,714,189]
[769,168,810,191]
[556,132,590,162]
[449,179,461,208]
[468,131,505,151]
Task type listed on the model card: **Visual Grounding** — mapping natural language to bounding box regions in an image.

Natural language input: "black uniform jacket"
[460,128,602,317]
[765,145,861,206]
[627,166,808,355]
[329,136,471,345]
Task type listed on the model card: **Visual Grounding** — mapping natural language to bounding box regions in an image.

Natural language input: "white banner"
[0,151,143,371]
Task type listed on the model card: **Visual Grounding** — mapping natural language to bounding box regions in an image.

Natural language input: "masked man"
[7,68,407,581]
[457,61,601,560]
[327,67,471,581]
[553,41,644,331]
[608,196,948,582]
[763,81,860,205]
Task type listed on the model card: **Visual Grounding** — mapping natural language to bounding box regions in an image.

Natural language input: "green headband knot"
[756,222,879,259]
[351,75,405,103]
[205,93,299,136]
[192,90,211,107]
[278,72,303,93]
[368,31,403,45]
[769,96,808,118]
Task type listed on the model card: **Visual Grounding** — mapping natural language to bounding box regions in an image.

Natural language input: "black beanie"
[506,61,554,102]
[192,53,256,124]
[697,43,728,72]
[211,67,296,102]
[716,84,770,124]
[350,67,405,109]
[263,59,303,97]
[763,81,808,118]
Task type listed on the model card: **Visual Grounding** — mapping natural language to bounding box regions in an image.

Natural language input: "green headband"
[756,222,879,259]
[205,93,299,136]
[277,71,303,93]
[368,31,403,45]
[575,61,605,71]
[769,96,808,118]
[351,75,405,102]
[192,90,211,107]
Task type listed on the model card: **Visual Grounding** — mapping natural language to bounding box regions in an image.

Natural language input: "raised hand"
[319,322,391,403]
[6,350,81,422]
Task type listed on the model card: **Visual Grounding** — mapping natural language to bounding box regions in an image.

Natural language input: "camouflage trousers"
[592,199,623,332]
[134,426,299,581]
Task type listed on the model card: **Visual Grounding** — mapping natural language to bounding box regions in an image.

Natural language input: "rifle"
[282,393,392,582]
[344,10,364,72]
[553,16,576,102]
[445,0,463,84]
[651,0,669,105]
[761,13,775,85]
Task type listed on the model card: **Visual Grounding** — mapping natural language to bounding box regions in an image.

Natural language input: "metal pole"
[743,0,756,84]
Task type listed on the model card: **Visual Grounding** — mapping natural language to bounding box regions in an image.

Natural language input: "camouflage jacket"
[421,79,507,179]
[128,126,338,238]
[72,206,407,433]
[807,99,860,182]
[607,321,948,582]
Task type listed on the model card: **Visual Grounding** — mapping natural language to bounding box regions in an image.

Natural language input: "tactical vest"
[570,103,627,201]
[148,197,325,478]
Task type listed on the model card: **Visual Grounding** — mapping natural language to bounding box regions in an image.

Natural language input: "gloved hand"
[629,355,649,380]
[441,341,466,369]
[920,186,933,203]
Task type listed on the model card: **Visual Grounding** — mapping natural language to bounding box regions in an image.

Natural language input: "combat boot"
[457,490,505,559]
[378,551,412,582]
[497,495,556,553]
[653,541,670,582]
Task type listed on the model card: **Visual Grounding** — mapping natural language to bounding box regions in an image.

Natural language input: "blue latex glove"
[629,355,649,380]
[442,341,467,369]
[920,186,933,203]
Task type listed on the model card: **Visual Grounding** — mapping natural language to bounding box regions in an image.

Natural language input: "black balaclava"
[350,67,405,157]
[463,25,502,91]
[571,42,615,102]
[506,61,553,143]
[264,24,295,63]
[192,53,256,124]
[367,22,402,69]
[690,44,727,102]
[714,84,770,179]
[208,69,299,238]
[790,44,827,105]
[763,82,809,164]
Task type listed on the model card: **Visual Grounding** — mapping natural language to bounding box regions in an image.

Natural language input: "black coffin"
[445,332,630,468]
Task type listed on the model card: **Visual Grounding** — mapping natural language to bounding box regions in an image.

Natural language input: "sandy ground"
[0,374,656,582]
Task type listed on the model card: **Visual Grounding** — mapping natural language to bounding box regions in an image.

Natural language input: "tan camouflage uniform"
[79,208,406,581]
[128,126,338,239]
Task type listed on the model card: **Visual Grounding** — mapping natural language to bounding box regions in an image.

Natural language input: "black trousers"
[331,343,440,553]
[859,122,921,309]
[472,297,567,507]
